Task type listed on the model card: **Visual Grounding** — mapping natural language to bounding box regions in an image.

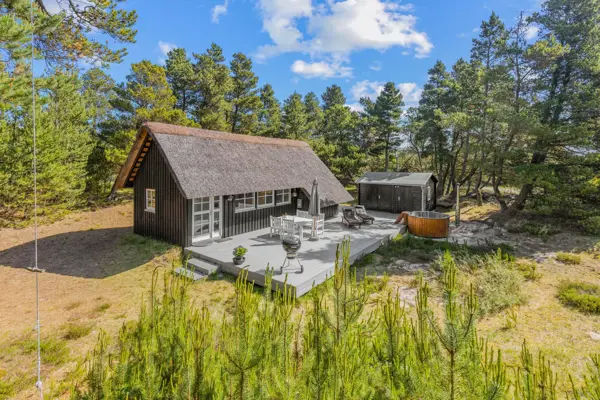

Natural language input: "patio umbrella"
[308,179,320,240]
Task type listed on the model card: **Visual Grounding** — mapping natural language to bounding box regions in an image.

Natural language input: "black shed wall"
[133,141,190,246]
[359,182,436,213]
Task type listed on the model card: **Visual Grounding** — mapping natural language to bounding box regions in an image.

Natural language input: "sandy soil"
[0,203,236,399]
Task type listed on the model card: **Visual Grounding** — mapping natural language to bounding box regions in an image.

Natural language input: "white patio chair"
[316,213,325,235]
[282,218,303,242]
[296,210,309,219]
[270,216,282,237]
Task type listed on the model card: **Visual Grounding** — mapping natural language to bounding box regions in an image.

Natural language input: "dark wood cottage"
[356,172,437,213]
[112,122,353,247]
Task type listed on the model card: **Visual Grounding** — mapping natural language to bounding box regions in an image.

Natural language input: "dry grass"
[477,252,600,391]
[0,202,237,399]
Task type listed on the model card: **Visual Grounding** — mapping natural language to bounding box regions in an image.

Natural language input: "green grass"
[94,302,111,313]
[515,261,542,281]
[522,222,561,238]
[558,281,600,314]
[555,252,582,265]
[472,255,527,315]
[62,322,94,340]
[0,371,35,399]
[22,336,70,366]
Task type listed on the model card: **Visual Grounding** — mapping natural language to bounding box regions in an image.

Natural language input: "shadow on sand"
[0,227,174,279]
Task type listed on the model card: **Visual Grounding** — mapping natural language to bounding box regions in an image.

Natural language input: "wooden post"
[455,183,460,227]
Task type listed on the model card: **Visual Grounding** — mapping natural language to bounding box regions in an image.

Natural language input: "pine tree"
[515,0,600,209]
[303,92,323,138]
[281,92,308,140]
[81,68,118,198]
[256,83,281,137]
[227,52,261,134]
[321,84,346,110]
[2,0,136,66]
[373,82,404,171]
[119,60,189,127]
[470,12,509,198]
[165,48,196,114]
[192,43,231,131]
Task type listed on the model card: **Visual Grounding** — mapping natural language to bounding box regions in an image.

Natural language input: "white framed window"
[275,189,291,205]
[145,189,156,212]
[257,190,274,208]
[234,192,255,212]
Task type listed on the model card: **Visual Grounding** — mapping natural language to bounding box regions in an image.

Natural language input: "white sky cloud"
[255,0,432,62]
[397,82,423,103]
[212,0,229,23]
[346,102,364,112]
[524,25,539,41]
[369,61,382,71]
[350,80,422,105]
[156,41,177,65]
[291,60,352,78]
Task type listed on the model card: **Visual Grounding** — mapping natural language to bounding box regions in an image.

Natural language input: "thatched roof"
[113,122,353,206]
[356,172,436,186]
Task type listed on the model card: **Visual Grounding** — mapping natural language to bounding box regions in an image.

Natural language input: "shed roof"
[113,122,353,206]
[356,172,436,186]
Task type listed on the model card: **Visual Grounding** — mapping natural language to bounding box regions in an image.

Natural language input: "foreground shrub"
[581,216,600,235]
[448,249,525,315]
[556,252,582,265]
[73,242,599,399]
[558,281,600,314]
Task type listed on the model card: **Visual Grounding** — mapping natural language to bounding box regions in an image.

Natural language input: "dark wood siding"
[222,198,296,238]
[359,183,432,213]
[133,140,189,246]
[221,189,339,239]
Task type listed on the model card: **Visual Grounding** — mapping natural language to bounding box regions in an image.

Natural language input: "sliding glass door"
[192,196,221,242]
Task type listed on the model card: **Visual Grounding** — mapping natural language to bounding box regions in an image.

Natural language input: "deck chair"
[270,216,282,237]
[341,207,362,229]
[354,205,375,224]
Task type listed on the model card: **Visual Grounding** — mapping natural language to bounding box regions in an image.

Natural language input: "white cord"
[29,0,43,398]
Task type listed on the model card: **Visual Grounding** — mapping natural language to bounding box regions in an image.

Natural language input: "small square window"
[145,189,156,212]
[275,189,291,205]
[257,190,274,208]
[235,192,255,212]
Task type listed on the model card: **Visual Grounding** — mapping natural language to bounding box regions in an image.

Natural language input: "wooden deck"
[184,211,400,297]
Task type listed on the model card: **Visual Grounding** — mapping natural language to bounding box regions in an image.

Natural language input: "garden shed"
[356,172,437,213]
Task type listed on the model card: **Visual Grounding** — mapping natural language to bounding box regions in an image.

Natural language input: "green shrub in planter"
[557,281,600,314]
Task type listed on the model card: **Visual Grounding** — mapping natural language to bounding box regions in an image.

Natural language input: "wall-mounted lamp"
[292,189,298,198]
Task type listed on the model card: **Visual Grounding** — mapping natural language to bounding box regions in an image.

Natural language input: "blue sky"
[78,0,541,108]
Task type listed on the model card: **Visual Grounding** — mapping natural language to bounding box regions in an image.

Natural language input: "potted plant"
[232,246,248,265]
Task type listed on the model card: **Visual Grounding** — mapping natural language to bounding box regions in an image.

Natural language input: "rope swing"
[27,0,44,398]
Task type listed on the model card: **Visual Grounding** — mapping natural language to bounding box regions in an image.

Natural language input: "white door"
[192,196,221,242]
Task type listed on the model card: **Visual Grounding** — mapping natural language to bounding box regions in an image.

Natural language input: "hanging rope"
[28,0,44,398]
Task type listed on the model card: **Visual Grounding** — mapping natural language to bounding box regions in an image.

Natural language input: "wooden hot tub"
[406,211,450,238]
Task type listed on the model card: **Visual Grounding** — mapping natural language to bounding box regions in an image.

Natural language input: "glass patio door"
[192,196,221,242]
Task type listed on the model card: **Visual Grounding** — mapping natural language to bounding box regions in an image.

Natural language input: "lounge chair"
[354,205,375,224]
[342,207,362,229]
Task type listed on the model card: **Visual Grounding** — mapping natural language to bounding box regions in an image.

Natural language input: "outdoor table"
[282,215,313,227]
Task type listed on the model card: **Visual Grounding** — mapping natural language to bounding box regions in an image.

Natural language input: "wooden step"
[187,258,219,275]
[174,267,207,281]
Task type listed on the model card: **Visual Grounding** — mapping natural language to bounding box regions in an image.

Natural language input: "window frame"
[257,190,275,209]
[234,192,255,213]
[145,188,156,213]
[275,189,291,205]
